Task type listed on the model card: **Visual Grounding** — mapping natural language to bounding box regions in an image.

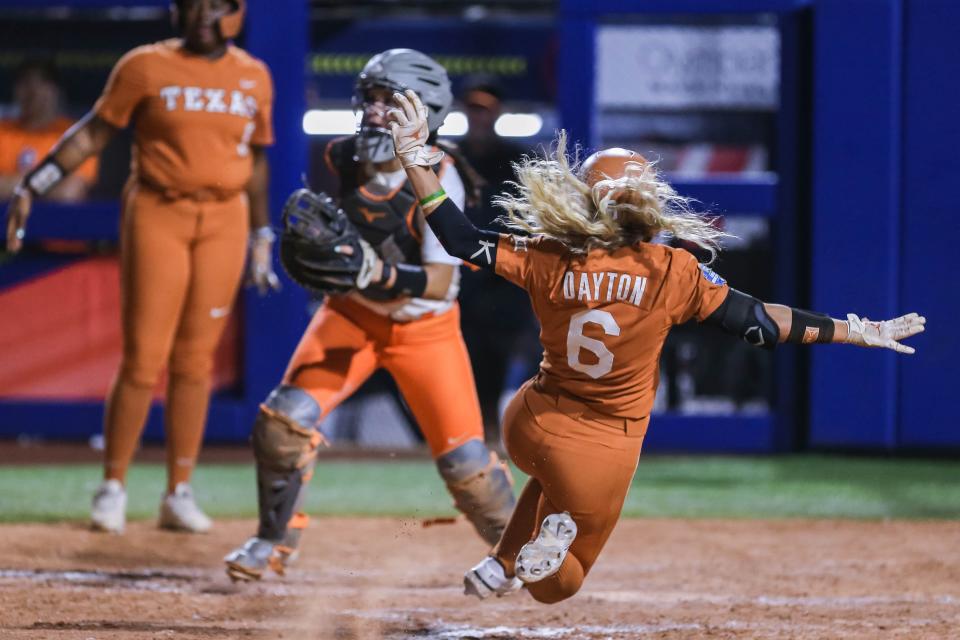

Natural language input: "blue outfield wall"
[809,0,959,449]
[809,0,903,448]
[897,0,960,447]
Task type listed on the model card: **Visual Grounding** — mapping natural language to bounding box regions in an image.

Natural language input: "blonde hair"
[494,131,728,260]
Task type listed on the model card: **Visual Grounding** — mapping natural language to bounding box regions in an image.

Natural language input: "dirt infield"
[0,517,957,639]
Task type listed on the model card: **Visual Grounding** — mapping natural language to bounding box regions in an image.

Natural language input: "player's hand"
[387,89,444,169]
[356,238,378,289]
[247,234,281,295]
[333,237,378,289]
[845,312,926,354]
[5,184,32,253]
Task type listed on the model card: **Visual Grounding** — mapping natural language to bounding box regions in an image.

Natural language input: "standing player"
[222,49,514,581]
[4,0,280,533]
[387,90,926,603]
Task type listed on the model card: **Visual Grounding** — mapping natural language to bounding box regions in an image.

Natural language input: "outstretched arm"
[387,89,501,269]
[706,289,926,354]
[5,112,116,252]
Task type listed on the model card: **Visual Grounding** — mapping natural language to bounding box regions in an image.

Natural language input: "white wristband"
[25,159,65,197]
[251,225,276,243]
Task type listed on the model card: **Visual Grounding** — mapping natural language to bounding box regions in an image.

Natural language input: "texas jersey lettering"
[159,86,258,117]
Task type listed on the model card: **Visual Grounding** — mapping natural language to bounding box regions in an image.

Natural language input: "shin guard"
[252,385,324,542]
[437,440,516,546]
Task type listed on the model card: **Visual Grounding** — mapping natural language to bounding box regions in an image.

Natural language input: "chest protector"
[328,136,424,266]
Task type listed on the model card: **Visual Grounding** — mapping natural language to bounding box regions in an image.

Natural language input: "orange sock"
[492,477,543,576]
[103,374,155,484]
[164,374,211,493]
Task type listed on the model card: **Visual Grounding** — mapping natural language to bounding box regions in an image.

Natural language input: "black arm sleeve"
[424,197,501,269]
[786,308,836,344]
[703,288,780,350]
[704,289,837,349]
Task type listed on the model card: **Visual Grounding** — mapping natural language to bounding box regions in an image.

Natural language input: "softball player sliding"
[387,89,925,603]
[224,50,515,582]
[4,0,280,534]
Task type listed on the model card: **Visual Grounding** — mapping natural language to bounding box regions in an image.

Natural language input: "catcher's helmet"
[172,0,245,40]
[353,49,452,163]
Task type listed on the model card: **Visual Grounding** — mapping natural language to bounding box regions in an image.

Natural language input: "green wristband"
[419,189,447,208]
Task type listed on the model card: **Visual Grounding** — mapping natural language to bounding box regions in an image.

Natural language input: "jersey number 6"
[566,309,621,379]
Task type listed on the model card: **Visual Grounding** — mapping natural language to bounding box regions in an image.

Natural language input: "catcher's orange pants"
[104,184,248,492]
[492,377,648,603]
[284,295,484,457]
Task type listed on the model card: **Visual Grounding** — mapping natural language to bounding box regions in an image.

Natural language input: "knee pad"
[252,385,324,541]
[253,385,324,471]
[437,440,516,546]
[264,384,322,429]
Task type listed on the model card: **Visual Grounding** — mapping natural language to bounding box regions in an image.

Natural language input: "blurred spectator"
[456,77,541,435]
[459,77,525,225]
[0,58,97,201]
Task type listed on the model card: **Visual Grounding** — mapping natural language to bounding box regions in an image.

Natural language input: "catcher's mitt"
[279,188,377,294]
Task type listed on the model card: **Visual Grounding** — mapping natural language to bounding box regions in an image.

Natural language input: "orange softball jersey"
[496,236,729,419]
[0,116,98,182]
[94,39,274,194]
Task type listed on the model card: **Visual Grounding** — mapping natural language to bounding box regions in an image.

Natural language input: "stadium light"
[494,113,543,138]
[302,109,544,138]
[302,109,356,135]
[437,111,468,136]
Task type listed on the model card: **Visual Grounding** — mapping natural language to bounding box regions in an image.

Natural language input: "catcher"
[223,50,514,581]
[386,89,926,603]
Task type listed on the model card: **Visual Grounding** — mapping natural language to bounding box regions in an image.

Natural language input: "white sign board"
[596,26,779,109]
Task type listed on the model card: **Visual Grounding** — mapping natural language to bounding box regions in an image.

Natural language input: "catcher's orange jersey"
[94,39,274,194]
[496,235,729,419]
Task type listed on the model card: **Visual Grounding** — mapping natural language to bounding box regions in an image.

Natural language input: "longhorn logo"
[358,206,386,224]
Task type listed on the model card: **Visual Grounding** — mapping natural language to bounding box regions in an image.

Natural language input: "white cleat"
[158,483,212,533]
[516,512,577,584]
[463,556,523,599]
[91,479,127,533]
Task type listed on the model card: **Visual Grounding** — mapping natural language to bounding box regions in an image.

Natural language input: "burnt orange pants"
[492,378,647,603]
[285,296,483,457]
[104,184,248,490]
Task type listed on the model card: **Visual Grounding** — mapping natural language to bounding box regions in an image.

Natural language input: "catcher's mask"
[353,48,452,164]
[172,0,245,40]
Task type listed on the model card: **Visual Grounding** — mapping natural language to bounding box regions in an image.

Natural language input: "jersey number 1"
[566,309,621,379]
[237,122,255,157]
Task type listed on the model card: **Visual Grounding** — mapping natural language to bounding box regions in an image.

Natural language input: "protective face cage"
[352,49,453,164]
